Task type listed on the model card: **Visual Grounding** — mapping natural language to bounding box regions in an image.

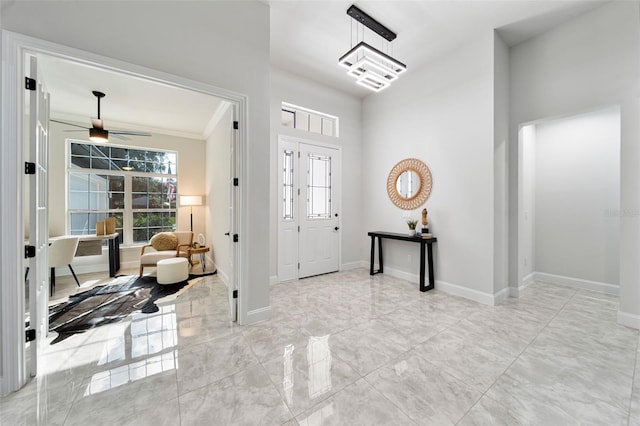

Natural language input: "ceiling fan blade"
[110,130,152,137]
[91,118,104,129]
[108,133,130,141]
[50,119,90,129]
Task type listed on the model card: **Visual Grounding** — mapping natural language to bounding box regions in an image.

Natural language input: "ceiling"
[39,55,227,141]
[270,0,608,98]
[41,1,607,137]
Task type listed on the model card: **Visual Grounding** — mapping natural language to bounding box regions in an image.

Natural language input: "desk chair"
[49,237,80,294]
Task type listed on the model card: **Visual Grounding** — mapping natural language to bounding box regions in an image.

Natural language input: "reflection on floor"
[2,269,640,425]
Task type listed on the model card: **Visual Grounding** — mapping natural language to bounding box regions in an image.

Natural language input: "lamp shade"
[180,195,203,207]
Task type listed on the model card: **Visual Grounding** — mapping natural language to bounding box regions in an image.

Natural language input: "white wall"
[269,67,362,280]
[521,125,536,279]
[362,34,497,301]
[206,104,233,283]
[1,0,270,322]
[493,32,509,296]
[534,107,620,286]
[47,121,206,275]
[508,1,639,326]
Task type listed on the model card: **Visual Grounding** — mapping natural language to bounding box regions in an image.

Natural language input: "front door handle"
[224,232,230,236]
[334,227,340,231]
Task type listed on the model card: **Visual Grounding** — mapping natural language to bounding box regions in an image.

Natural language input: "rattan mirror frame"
[386,158,433,210]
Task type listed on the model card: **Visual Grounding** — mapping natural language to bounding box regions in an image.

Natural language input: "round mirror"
[387,158,433,210]
[395,170,421,200]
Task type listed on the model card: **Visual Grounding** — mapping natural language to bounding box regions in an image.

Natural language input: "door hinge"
[298,262,300,270]
[25,162,36,175]
[233,178,239,186]
[298,226,300,232]
[232,290,238,299]
[25,77,36,91]
[233,234,239,243]
[233,121,239,130]
[297,188,300,196]
[25,329,36,342]
[25,245,36,259]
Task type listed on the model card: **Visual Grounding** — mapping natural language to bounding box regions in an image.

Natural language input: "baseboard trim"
[534,272,618,295]
[618,310,640,330]
[246,306,271,324]
[436,279,501,306]
[214,262,229,287]
[269,275,279,285]
[523,272,535,286]
[493,287,510,304]
[341,261,367,271]
[379,266,500,305]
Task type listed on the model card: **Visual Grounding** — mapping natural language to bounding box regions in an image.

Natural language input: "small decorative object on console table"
[421,208,429,234]
[407,219,418,236]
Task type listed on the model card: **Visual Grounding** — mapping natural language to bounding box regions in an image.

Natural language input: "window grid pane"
[307,154,331,219]
[68,142,178,245]
[283,150,294,220]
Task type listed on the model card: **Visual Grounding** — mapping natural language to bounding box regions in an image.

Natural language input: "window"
[283,150,295,220]
[281,102,339,138]
[307,153,332,219]
[68,141,178,245]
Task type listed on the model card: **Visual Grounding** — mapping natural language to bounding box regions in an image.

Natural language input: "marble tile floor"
[3,268,640,425]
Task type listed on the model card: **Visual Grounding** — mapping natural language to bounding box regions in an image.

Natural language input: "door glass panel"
[307,154,331,219]
[283,150,294,220]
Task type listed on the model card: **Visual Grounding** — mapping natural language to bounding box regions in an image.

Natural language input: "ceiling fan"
[51,90,152,142]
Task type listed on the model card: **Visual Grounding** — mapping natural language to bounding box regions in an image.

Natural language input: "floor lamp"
[180,195,203,232]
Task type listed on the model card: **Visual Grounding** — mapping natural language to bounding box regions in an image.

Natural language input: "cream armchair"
[139,231,193,276]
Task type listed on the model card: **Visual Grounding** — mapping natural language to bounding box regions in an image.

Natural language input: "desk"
[368,231,438,292]
[51,233,120,277]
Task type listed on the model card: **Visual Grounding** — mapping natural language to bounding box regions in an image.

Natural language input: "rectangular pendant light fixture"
[339,5,407,92]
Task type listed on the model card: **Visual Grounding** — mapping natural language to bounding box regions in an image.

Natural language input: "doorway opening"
[1,31,247,395]
[515,106,621,295]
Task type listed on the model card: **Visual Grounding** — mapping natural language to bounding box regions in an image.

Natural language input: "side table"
[188,246,210,272]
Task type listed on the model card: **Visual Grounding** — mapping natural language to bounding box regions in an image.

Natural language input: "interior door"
[228,105,238,322]
[298,144,340,278]
[26,56,50,376]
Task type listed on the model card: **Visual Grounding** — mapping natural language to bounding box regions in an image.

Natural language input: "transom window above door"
[67,141,178,245]
[281,102,339,138]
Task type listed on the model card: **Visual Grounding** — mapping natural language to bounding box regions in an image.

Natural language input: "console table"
[368,231,438,292]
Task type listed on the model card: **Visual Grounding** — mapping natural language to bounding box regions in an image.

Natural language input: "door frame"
[276,135,342,282]
[0,30,249,395]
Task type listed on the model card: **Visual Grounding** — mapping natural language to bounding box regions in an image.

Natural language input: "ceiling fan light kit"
[89,127,108,143]
[339,5,407,92]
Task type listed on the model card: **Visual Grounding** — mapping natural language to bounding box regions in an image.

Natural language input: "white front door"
[277,139,340,280]
[26,56,50,377]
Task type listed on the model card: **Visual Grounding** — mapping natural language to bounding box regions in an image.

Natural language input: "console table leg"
[369,236,375,275]
[419,242,426,292]
[427,243,435,291]
[378,236,384,274]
